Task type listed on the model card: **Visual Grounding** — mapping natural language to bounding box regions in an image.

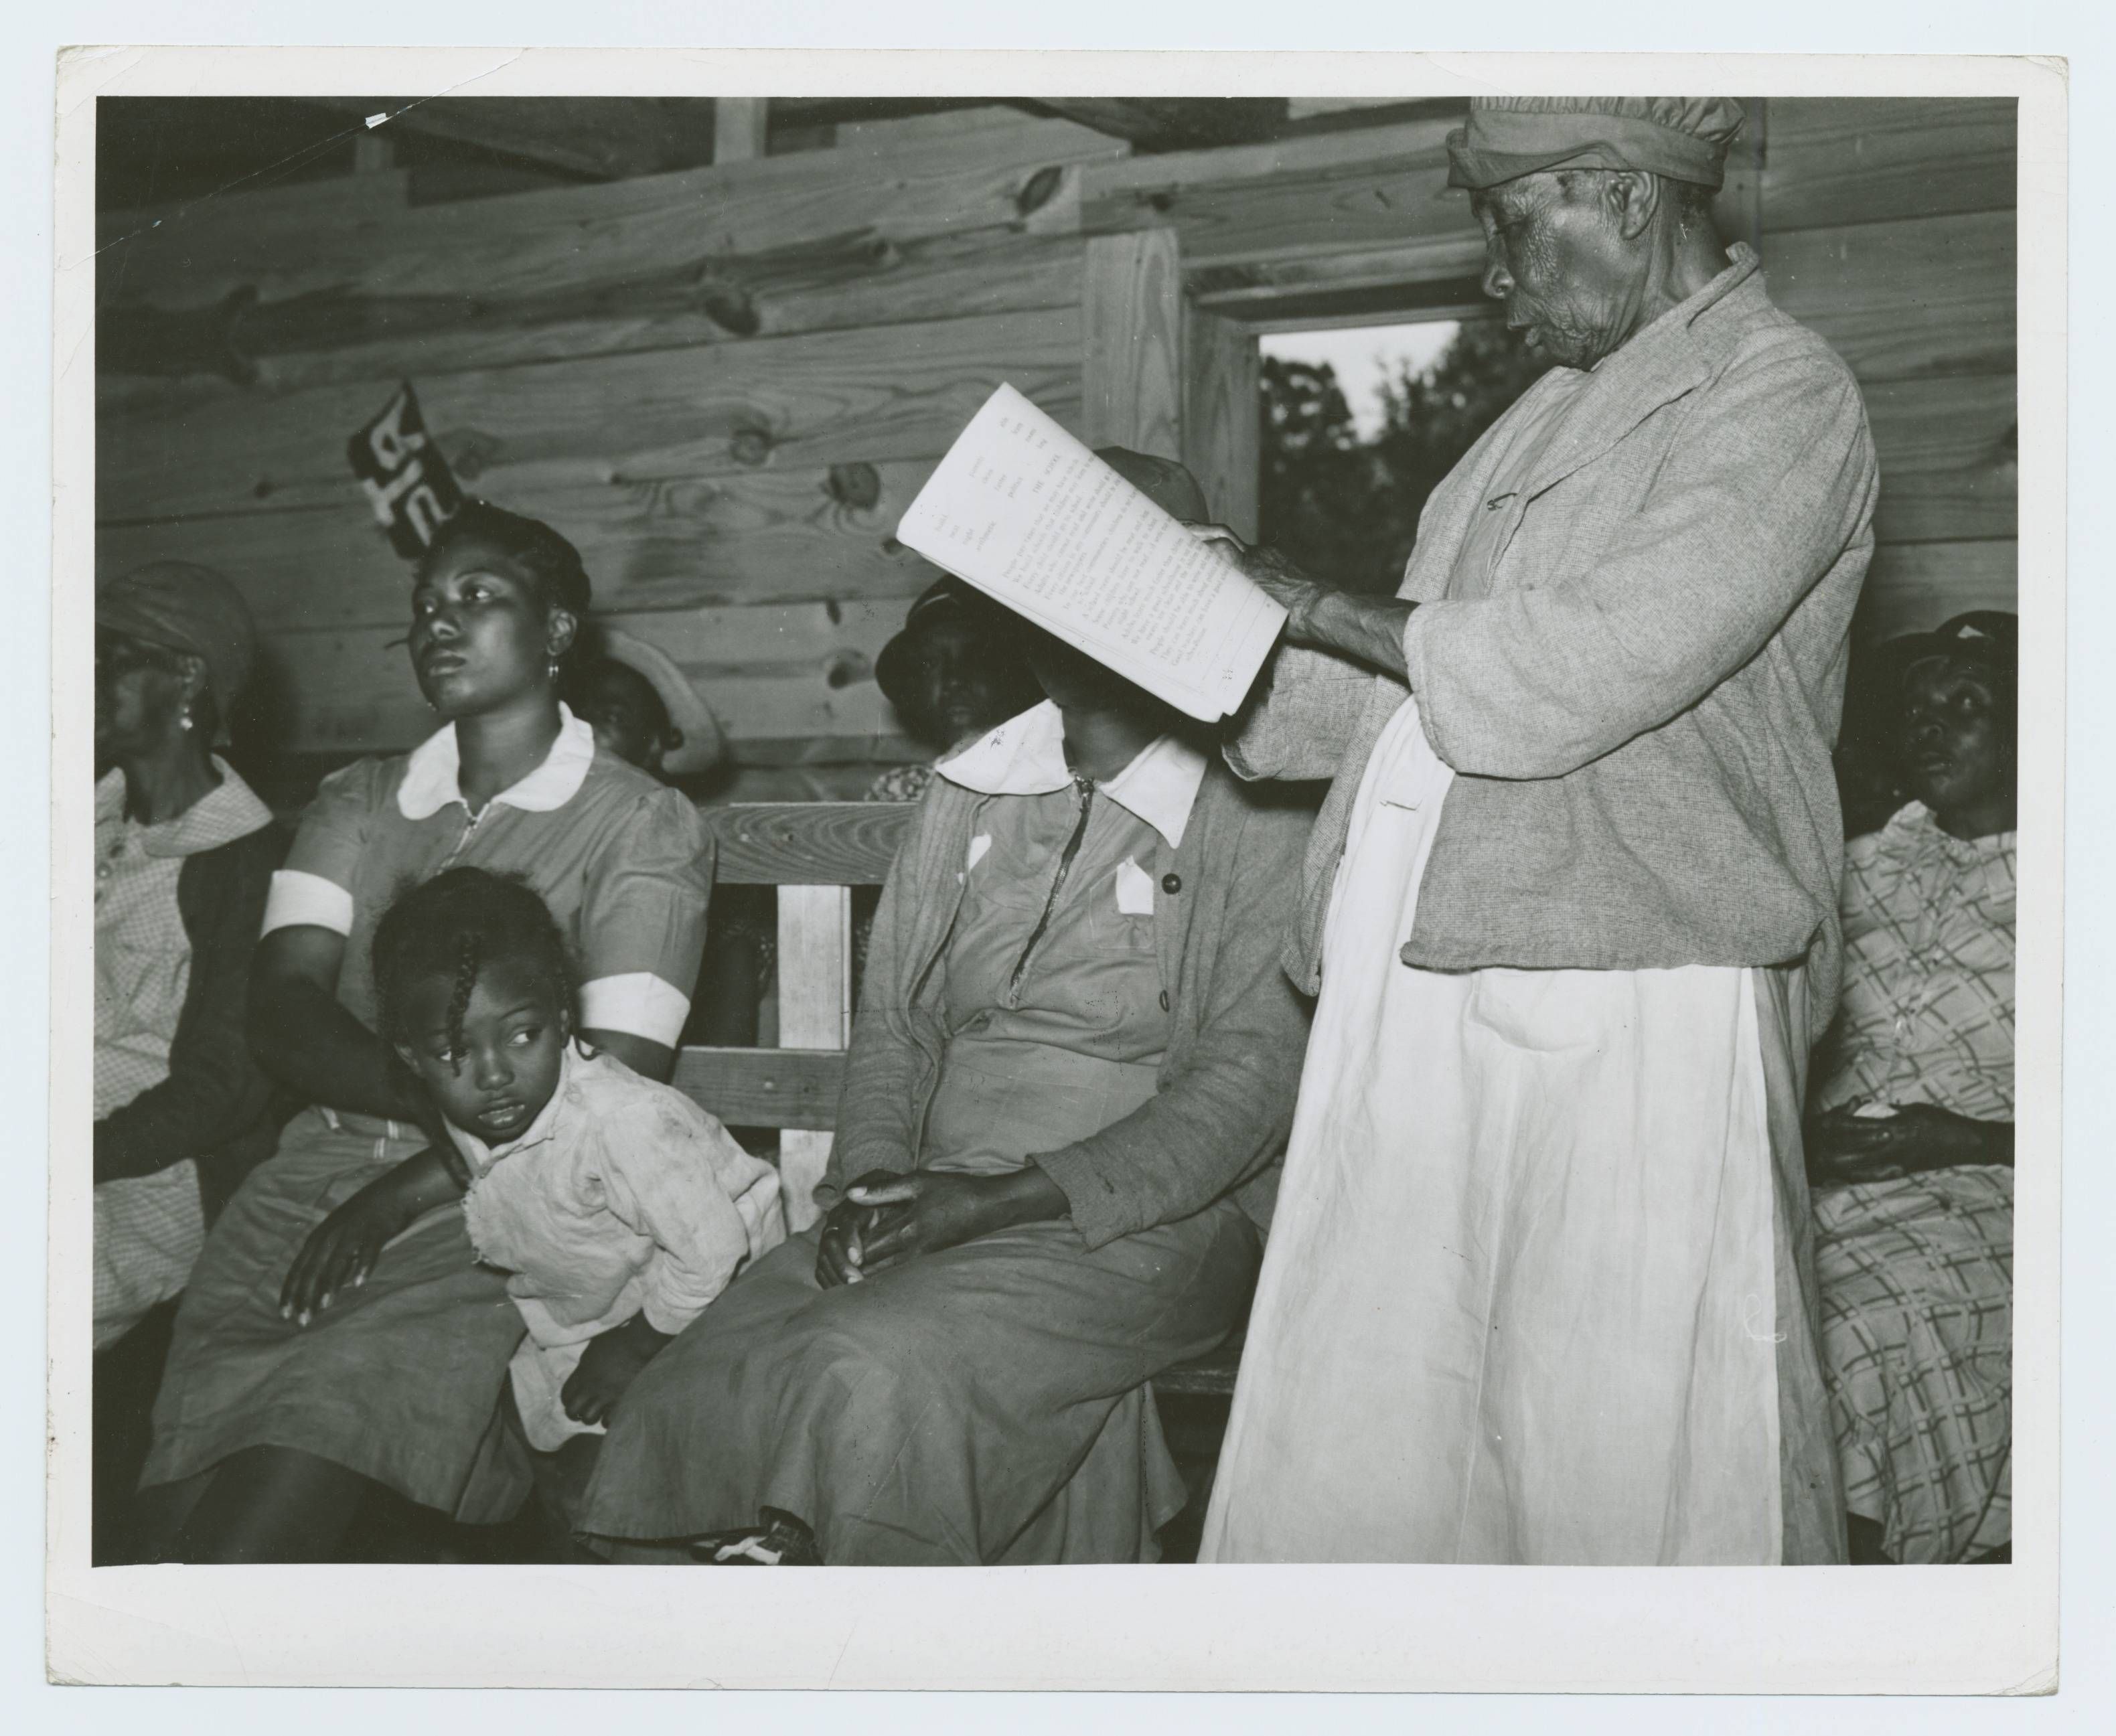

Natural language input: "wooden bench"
[674,802,1243,1399]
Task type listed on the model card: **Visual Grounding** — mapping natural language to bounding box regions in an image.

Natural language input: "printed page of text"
[896,385,1286,721]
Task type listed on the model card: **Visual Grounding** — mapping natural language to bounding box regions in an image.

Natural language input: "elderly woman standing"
[94,563,283,1352]
[1808,615,2017,1565]
[1195,98,1878,1565]
[137,503,713,1562]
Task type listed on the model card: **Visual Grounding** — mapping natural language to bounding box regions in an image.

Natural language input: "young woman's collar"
[398,704,597,820]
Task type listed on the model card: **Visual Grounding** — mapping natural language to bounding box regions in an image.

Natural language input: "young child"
[370,867,784,1453]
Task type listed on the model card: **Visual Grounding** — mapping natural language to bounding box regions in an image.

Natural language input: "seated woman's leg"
[583,1198,1258,1565]
[1815,1170,2013,1565]
[143,1115,528,1526]
[165,1445,382,1563]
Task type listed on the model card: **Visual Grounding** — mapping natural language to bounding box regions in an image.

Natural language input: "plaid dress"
[1812,803,2014,1562]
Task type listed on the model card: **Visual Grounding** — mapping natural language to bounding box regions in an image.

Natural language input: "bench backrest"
[674,802,915,1229]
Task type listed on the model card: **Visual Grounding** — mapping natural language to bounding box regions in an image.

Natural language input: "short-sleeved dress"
[142,708,712,1522]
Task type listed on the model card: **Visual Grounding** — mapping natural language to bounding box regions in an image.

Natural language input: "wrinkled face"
[1471,173,1637,370]
[570,661,675,773]
[1898,657,2012,819]
[893,615,1029,750]
[394,957,569,1146]
[408,536,575,720]
[94,630,190,761]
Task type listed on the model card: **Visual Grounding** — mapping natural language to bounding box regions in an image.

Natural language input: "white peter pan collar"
[398,704,597,821]
[935,700,1207,848]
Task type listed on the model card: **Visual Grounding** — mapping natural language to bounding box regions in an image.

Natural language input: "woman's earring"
[177,706,195,732]
[548,657,562,681]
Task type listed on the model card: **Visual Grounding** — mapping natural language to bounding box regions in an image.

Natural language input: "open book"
[895,385,1287,722]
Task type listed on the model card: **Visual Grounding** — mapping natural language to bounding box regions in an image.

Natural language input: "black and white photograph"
[43,42,2069,1695]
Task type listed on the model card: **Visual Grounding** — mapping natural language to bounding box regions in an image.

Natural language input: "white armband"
[579,973,692,1048]
[261,870,355,937]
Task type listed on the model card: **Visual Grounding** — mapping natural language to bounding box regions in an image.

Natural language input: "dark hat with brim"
[1890,610,2018,687]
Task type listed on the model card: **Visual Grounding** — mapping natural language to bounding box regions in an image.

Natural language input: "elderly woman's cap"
[1446,96,1746,192]
[96,560,258,711]
[1095,446,1210,524]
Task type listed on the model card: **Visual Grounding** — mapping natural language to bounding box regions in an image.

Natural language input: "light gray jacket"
[1229,244,1879,1030]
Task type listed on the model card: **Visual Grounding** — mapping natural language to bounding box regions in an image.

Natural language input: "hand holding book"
[895,385,1287,722]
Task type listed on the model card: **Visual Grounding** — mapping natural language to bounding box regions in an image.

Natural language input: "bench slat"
[704,802,913,885]
[672,1046,847,1131]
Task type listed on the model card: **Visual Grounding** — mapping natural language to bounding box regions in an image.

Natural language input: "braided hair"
[372,868,576,1071]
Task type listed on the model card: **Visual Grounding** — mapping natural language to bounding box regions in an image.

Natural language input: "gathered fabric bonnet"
[1445,96,1746,191]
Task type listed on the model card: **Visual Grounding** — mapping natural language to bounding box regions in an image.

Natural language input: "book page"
[895,384,1286,721]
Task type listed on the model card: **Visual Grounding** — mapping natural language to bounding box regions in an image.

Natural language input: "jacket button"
[1159,990,1171,1012]
[1161,872,1181,894]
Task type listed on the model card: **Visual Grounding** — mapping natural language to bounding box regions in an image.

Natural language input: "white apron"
[1199,699,1794,1564]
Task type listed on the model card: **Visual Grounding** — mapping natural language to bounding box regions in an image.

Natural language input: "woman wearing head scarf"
[135,503,714,1562]
[577,453,1312,1567]
[1807,614,2016,1564]
[1195,98,1878,1564]
[93,562,283,1354]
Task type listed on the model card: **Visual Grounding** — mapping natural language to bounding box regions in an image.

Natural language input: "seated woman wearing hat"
[577,452,1314,1566]
[93,563,285,1352]
[1805,613,2017,1564]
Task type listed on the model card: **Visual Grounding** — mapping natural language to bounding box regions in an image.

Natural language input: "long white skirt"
[1199,700,1837,1564]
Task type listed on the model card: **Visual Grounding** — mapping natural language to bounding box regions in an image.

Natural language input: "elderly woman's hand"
[845,1168,1070,1277]
[1187,525,1327,637]
[1806,1103,2011,1187]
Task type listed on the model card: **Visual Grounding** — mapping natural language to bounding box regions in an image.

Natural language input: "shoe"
[690,1507,822,1566]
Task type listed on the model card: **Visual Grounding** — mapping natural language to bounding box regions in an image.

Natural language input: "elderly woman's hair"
[421,501,593,619]
[372,867,576,1071]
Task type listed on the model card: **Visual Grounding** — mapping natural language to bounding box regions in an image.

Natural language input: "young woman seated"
[133,503,714,1563]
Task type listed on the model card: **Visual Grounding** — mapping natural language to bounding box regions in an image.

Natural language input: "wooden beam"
[97,118,1123,322]
[1766,208,2016,382]
[714,98,769,165]
[775,884,852,1228]
[1183,303,1260,542]
[1025,98,1290,152]
[303,96,711,181]
[99,304,1085,529]
[703,803,912,886]
[670,1046,846,1131]
[1082,230,1183,459]
[1760,96,2017,233]
[1858,540,2017,642]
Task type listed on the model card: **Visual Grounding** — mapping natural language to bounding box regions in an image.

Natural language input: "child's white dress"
[452,1040,785,1451]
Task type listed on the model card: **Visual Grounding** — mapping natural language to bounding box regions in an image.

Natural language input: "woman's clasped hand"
[814,1168,1069,1287]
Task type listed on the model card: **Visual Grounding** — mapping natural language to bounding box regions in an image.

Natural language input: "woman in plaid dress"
[1806,613,2016,1564]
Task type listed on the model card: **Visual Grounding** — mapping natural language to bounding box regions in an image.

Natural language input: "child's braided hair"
[372,868,575,1071]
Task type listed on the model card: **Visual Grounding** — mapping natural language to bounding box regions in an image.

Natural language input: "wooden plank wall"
[94,111,1128,791]
[1755,98,2018,641]
[93,97,2018,793]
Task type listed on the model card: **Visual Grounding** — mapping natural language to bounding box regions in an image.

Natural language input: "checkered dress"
[92,765,274,1349]
[1813,804,2014,1563]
